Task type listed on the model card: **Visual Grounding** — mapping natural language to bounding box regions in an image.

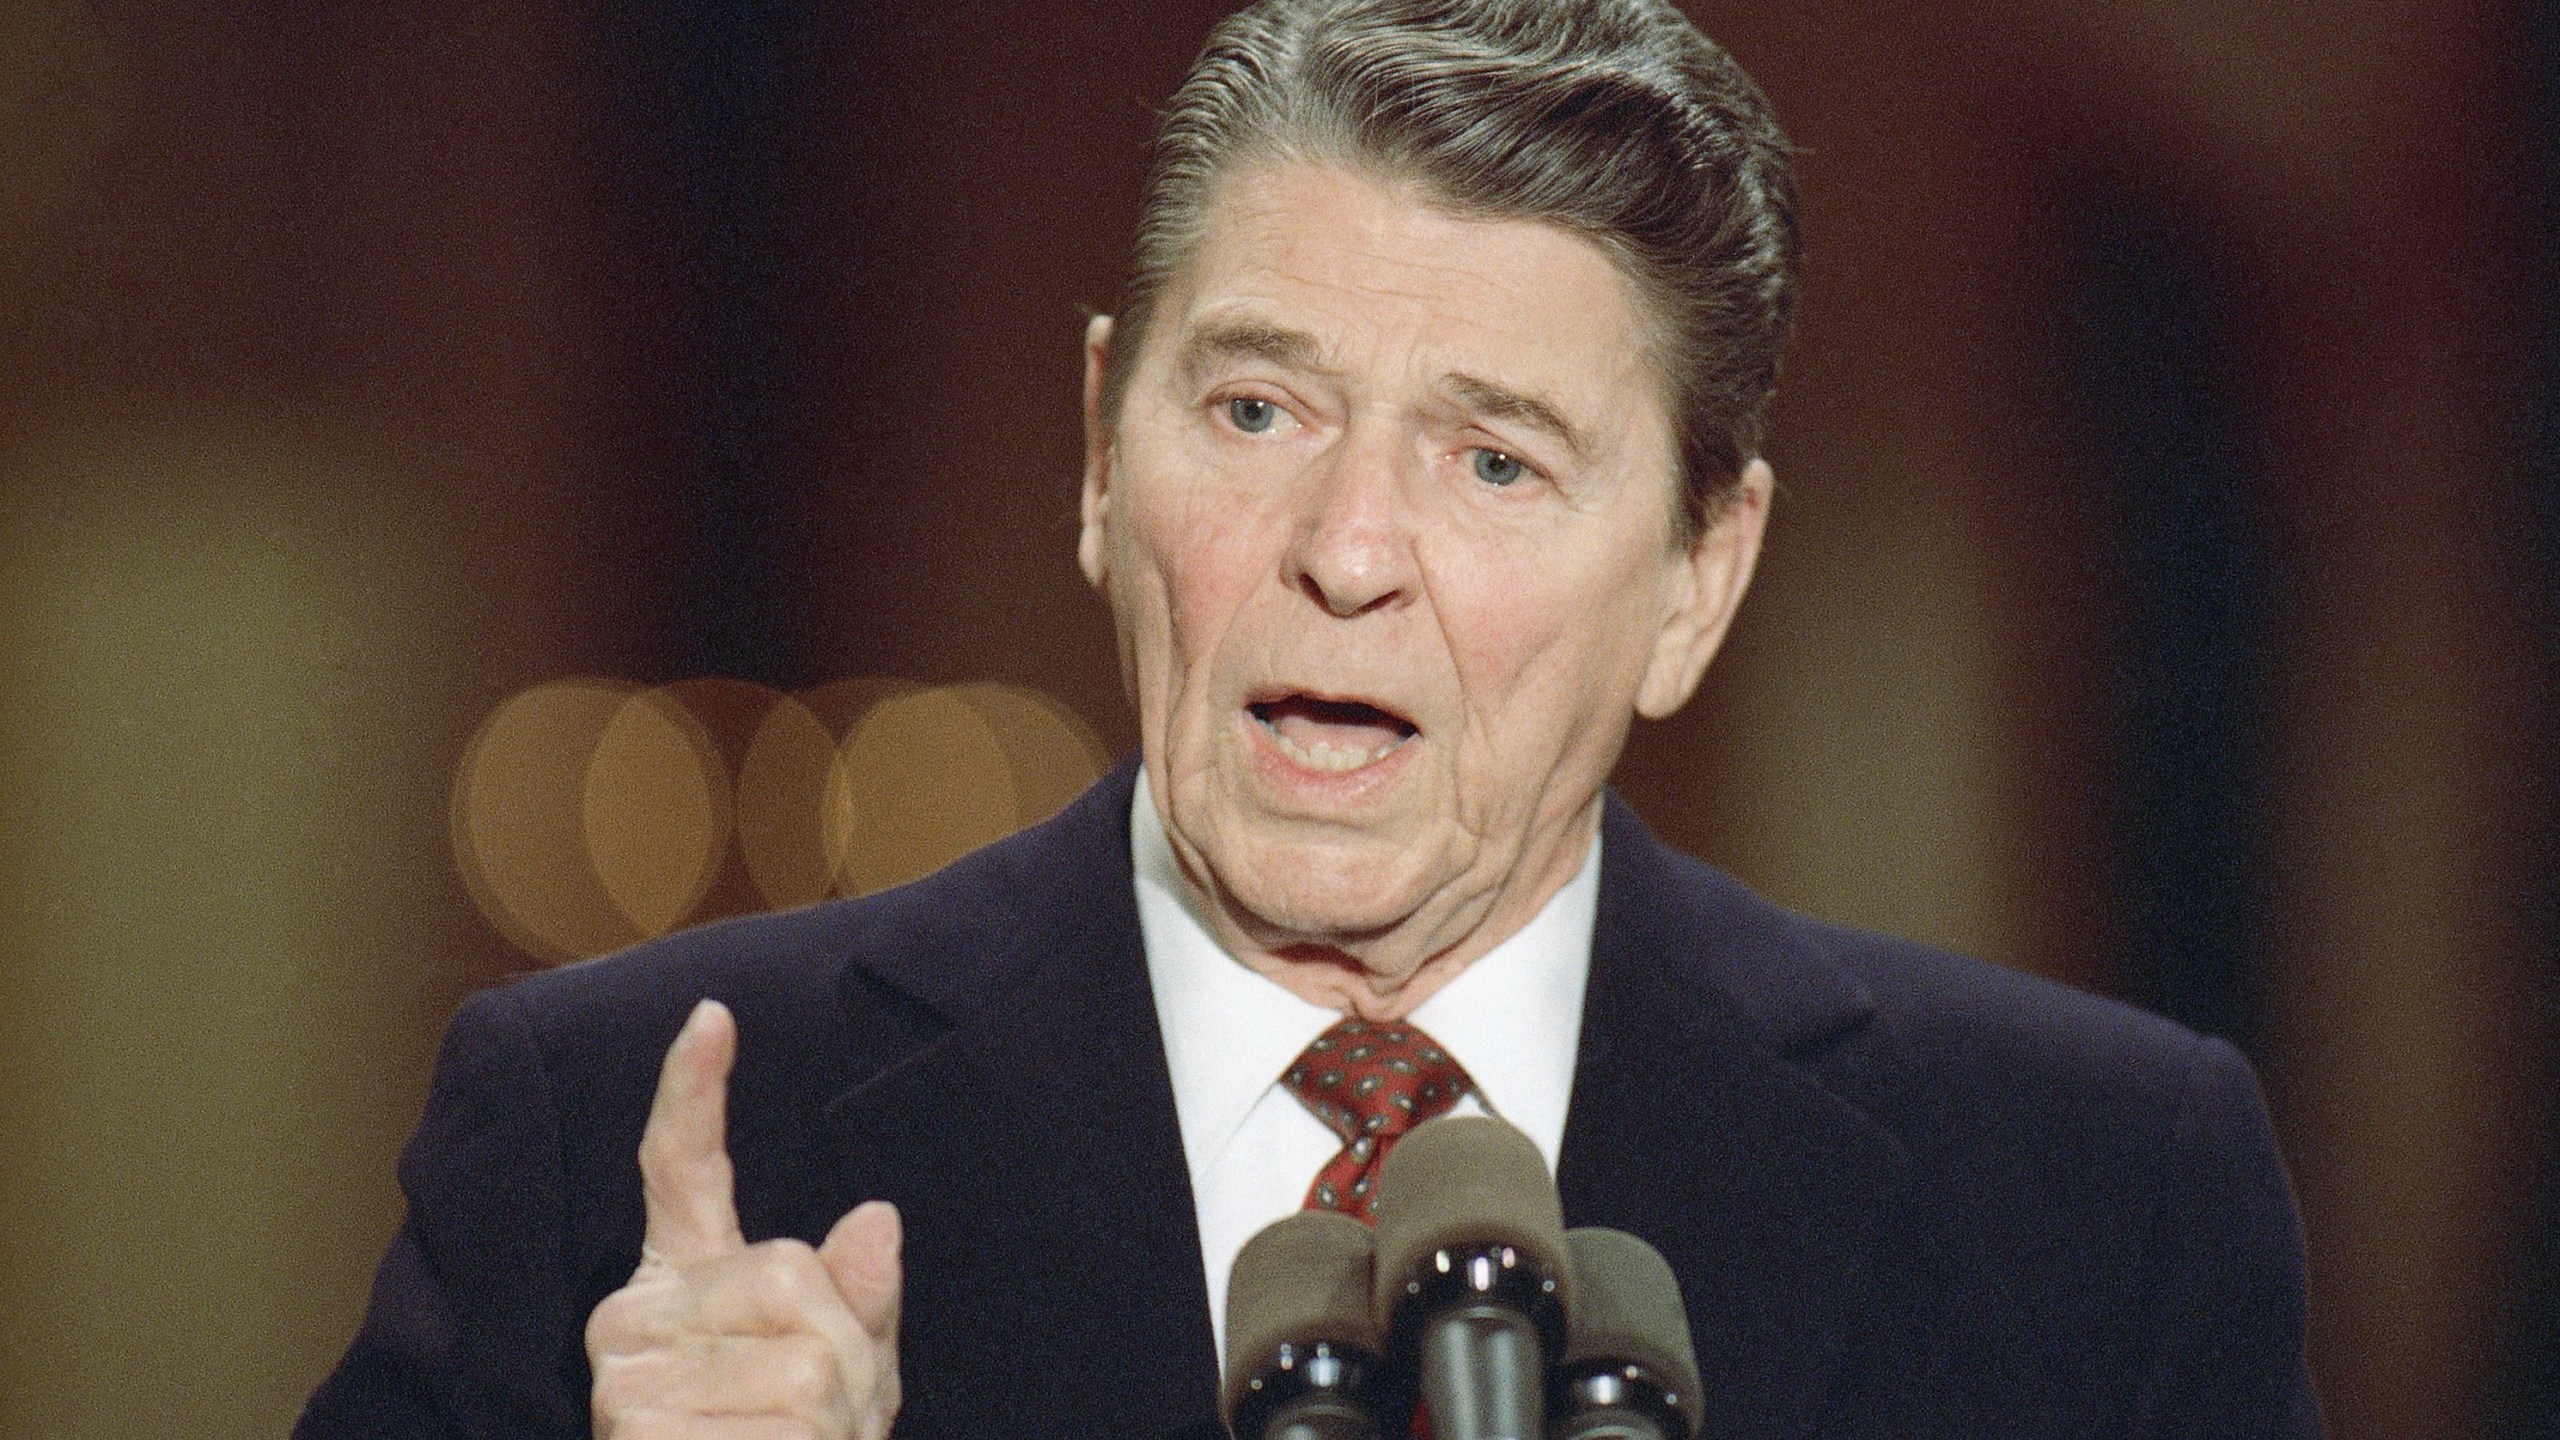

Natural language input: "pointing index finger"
[637,998,747,1265]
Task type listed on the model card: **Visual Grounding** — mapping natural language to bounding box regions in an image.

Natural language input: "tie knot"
[1283,1017,1474,1218]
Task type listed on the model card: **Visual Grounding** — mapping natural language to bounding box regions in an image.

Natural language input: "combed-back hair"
[1101,0,1798,538]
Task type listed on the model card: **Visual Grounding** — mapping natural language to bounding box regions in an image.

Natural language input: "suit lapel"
[1560,799,1920,1439]
[813,764,1223,1439]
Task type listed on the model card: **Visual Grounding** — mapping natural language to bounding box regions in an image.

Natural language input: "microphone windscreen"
[1369,1114,1573,1330]
[1563,1227,1703,1436]
[1221,1209,1382,1426]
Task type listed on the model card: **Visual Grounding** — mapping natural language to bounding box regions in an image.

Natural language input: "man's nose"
[1285,429,1417,618]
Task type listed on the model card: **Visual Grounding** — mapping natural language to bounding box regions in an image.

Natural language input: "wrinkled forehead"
[1148,158,1674,363]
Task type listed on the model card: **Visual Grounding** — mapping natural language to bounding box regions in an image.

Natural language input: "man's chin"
[1200,831,1459,948]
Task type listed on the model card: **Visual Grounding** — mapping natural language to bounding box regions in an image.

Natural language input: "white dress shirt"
[1131,774,1595,1362]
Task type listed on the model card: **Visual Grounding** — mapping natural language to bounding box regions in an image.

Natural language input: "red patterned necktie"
[1283,1017,1475,1221]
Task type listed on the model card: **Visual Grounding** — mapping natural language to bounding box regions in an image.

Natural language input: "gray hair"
[1100,0,1798,539]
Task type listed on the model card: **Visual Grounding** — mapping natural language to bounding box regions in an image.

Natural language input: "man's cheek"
[1434,577,1558,697]
[1150,532,1264,642]
[1124,558,1230,724]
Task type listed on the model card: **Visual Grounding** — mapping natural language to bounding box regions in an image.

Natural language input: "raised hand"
[585,999,903,1439]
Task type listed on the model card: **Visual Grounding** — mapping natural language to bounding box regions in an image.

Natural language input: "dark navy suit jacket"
[300,762,2323,1437]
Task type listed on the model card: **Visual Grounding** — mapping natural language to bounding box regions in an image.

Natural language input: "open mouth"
[1248,694,1419,774]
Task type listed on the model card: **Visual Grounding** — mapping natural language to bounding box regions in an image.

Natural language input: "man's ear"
[1636,457,1773,719]
[1077,313,1116,592]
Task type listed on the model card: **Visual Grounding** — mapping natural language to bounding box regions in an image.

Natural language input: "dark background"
[0,2,2549,1435]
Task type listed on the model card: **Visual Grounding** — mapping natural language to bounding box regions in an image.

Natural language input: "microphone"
[1371,1116,1575,1440]
[1552,1229,1702,1440]
[1223,1210,1392,1440]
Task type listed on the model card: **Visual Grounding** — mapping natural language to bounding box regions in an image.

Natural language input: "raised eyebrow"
[1173,318,1329,382]
[1444,373,1589,462]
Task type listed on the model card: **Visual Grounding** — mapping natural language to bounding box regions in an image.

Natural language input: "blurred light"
[643,675,800,914]
[794,675,919,735]
[584,685,732,944]
[452,675,1115,955]
[735,689,836,910]
[827,685,1024,897]
[450,676,655,958]
[451,678,647,963]
[950,679,1111,826]
[789,676,924,887]
[653,675,790,760]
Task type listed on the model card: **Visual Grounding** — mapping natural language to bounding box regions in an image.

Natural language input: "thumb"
[820,1199,904,1340]
[636,998,747,1265]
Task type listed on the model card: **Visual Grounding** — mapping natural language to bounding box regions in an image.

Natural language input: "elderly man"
[301,1,2322,1437]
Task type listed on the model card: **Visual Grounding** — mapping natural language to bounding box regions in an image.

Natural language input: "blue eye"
[1471,449,1526,486]
[1226,398,1279,434]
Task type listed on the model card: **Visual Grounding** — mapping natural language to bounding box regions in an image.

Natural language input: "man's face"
[1080,162,1767,1003]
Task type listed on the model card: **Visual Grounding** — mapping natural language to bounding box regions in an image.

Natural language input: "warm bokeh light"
[584,686,733,943]
[826,684,1029,897]
[952,679,1114,823]
[452,676,1113,954]
[734,688,838,911]
[794,675,921,735]
[451,678,651,963]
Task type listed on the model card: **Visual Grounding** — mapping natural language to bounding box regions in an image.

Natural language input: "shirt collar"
[1405,831,1594,1171]
[1133,772,1597,1182]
